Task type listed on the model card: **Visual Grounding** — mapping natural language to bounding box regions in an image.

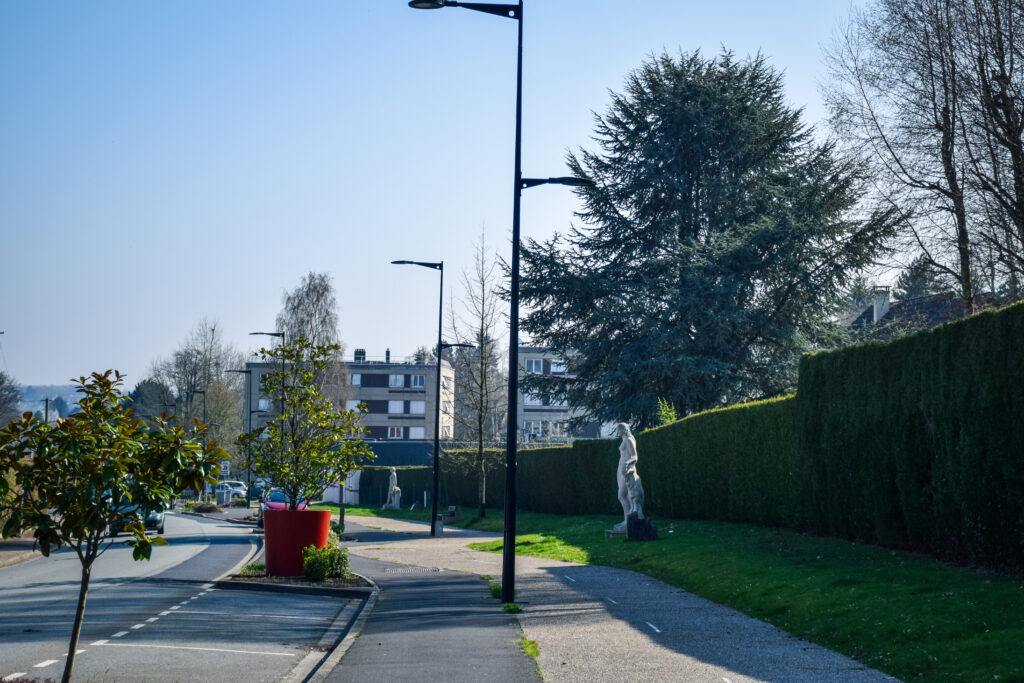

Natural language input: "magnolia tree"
[0,371,223,683]
[238,339,373,509]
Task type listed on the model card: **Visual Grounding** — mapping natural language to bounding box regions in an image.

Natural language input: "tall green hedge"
[357,466,433,509]
[441,449,506,510]
[640,396,798,527]
[796,301,1024,568]
[517,440,621,515]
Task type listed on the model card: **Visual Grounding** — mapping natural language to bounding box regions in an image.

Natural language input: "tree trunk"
[63,559,93,683]
[476,429,486,518]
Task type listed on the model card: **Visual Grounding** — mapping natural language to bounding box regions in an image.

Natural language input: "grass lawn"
[335,504,1024,681]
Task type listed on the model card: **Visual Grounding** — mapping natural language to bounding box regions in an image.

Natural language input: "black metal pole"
[501,0,523,605]
[432,263,445,536]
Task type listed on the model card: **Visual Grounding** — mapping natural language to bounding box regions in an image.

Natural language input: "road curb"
[298,577,380,683]
[215,578,374,599]
[0,548,40,569]
[178,509,259,527]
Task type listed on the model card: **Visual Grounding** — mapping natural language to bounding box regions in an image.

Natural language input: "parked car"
[108,497,165,536]
[215,481,247,499]
[257,489,308,528]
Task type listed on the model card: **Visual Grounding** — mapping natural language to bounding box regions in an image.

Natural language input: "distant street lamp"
[409,0,593,601]
[227,368,254,504]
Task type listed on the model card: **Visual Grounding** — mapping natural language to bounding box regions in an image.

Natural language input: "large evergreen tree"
[519,50,898,427]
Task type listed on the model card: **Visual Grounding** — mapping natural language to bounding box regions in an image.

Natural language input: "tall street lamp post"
[409,0,593,602]
[391,259,454,536]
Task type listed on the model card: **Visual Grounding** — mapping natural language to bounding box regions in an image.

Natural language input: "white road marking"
[159,611,171,616]
[723,678,734,683]
[4,673,28,681]
[646,622,661,633]
[96,642,295,657]
[170,605,182,610]
[33,660,58,668]
[92,640,109,646]
[130,623,146,630]
[606,597,618,604]
[175,609,329,621]
[179,600,190,605]
[146,617,159,623]
[564,575,577,583]
[112,631,128,638]
[201,583,214,588]
[61,650,85,656]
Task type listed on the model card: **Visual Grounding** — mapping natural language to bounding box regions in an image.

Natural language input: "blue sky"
[1,1,856,386]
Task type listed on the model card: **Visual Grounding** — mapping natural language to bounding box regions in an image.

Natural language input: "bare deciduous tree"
[826,0,976,310]
[449,231,506,517]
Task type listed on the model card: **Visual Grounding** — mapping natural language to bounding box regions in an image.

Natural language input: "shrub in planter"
[302,543,349,581]
[237,339,373,576]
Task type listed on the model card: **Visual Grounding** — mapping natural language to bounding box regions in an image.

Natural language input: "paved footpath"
[340,515,897,683]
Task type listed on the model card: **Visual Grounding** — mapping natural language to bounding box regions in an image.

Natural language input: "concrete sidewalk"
[341,515,896,682]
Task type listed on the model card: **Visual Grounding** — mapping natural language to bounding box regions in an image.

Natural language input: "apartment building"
[245,347,455,442]
[517,345,600,443]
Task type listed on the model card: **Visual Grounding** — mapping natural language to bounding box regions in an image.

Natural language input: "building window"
[442,375,453,390]
[388,400,404,414]
[388,426,404,439]
[389,374,404,388]
[524,392,543,406]
[258,398,272,411]
[441,426,452,439]
[549,360,566,375]
[411,374,425,388]
[442,401,453,415]
[351,373,361,386]
[409,400,425,415]
[549,421,567,437]
[525,358,544,374]
[346,400,361,411]
[409,426,425,439]
[524,420,542,436]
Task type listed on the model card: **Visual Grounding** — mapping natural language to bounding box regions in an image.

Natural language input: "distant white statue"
[612,423,645,533]
[382,467,402,510]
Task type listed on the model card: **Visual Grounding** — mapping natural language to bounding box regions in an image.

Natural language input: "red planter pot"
[263,509,331,577]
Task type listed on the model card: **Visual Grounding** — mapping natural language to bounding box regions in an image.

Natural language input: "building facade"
[244,348,455,443]
[517,345,600,443]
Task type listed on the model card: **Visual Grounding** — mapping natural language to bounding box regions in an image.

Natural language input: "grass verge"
[519,634,539,659]
[444,510,1023,682]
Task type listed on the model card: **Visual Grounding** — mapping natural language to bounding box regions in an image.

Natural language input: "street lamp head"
[409,0,445,7]
[392,259,443,270]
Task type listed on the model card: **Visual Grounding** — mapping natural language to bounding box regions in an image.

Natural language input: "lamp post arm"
[441,1,520,19]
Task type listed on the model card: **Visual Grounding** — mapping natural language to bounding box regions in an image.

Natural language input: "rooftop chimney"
[872,286,891,323]
[354,348,366,363]
[385,348,391,363]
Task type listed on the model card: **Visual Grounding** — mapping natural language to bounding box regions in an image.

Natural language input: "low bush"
[189,501,221,513]
[229,499,249,508]
[302,543,349,581]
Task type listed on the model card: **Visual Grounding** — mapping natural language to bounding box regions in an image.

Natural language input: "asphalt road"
[0,511,347,682]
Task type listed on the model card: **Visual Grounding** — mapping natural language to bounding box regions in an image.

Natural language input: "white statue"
[612,423,645,533]
[382,467,402,510]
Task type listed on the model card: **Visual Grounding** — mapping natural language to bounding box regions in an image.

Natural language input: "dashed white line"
[33,660,58,668]
[170,605,182,610]
[646,622,661,633]
[179,600,190,605]
[606,597,618,604]
[112,631,128,638]
[4,673,28,681]
[92,640,109,646]
[146,617,159,623]
[61,650,85,656]
[564,575,577,583]
[159,611,171,616]
[130,623,146,630]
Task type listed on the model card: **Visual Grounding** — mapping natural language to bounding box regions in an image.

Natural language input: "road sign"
[220,459,230,476]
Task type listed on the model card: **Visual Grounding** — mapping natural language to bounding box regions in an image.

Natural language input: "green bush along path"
[329,504,1024,682]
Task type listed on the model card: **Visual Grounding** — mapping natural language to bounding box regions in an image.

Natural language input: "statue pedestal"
[626,513,658,542]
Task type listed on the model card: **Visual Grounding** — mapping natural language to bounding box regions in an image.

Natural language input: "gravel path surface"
[343,515,897,683]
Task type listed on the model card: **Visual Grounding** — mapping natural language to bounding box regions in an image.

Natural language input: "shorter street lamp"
[227,368,254,504]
